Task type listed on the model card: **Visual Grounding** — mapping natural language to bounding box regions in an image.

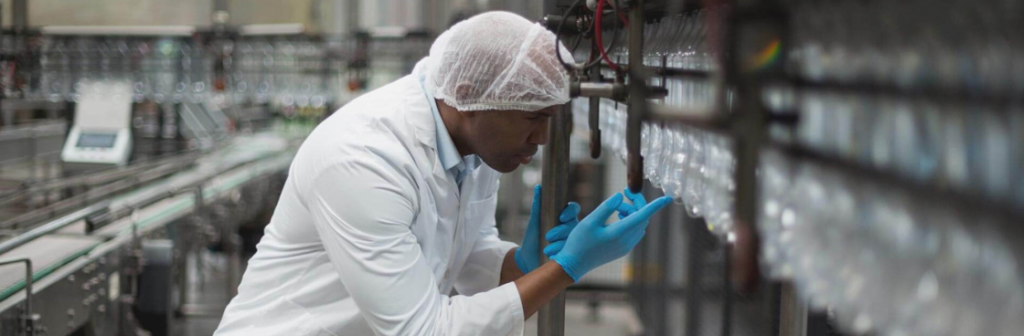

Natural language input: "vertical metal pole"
[538,102,572,336]
[625,0,645,194]
[721,0,762,294]
[347,0,361,34]
[588,62,602,159]
[723,241,733,336]
[212,0,229,32]
[0,259,36,335]
[778,283,808,336]
[332,0,345,34]
[684,217,705,336]
[22,258,35,336]
[213,0,229,13]
[12,0,28,35]
[654,185,670,336]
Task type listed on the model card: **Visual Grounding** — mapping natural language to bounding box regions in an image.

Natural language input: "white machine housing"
[61,80,134,166]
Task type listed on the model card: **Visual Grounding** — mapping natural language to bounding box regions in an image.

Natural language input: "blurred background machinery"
[0,0,1022,336]
[541,0,1023,336]
[0,1,442,335]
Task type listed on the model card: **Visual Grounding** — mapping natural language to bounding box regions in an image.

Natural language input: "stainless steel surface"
[1,239,126,336]
[574,82,625,99]
[0,155,201,231]
[41,25,197,37]
[0,120,67,165]
[0,236,102,335]
[0,130,298,335]
[537,102,572,336]
[0,236,101,293]
[0,204,110,256]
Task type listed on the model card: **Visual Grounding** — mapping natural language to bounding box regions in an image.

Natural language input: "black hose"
[554,0,585,71]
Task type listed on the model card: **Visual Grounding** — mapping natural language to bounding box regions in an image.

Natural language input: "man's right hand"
[549,192,673,282]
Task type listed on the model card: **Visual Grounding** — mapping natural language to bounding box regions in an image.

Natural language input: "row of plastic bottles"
[789,0,1024,95]
[573,95,1024,336]
[789,91,1024,210]
[7,35,430,106]
[759,151,1024,336]
[571,98,736,236]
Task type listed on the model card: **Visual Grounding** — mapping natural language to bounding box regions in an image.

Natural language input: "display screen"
[76,133,118,148]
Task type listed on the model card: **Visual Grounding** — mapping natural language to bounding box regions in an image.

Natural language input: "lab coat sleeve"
[306,156,525,336]
[454,192,519,295]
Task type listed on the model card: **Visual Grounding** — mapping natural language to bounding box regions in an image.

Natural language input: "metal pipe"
[778,283,808,336]
[0,202,111,255]
[571,82,627,100]
[625,0,645,193]
[347,0,361,33]
[12,0,27,34]
[588,64,602,159]
[537,102,572,336]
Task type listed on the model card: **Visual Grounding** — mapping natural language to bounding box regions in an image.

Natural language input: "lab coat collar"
[409,59,482,182]
[428,91,466,173]
[408,59,439,149]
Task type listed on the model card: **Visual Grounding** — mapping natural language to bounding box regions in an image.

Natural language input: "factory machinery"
[0,11,432,336]
[540,0,1023,335]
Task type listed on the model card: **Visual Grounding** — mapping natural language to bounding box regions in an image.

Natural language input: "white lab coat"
[214,63,524,336]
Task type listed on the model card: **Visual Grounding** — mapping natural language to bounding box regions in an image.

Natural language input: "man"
[215,11,671,336]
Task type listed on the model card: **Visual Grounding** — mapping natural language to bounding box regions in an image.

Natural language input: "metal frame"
[542,0,792,335]
[0,258,38,336]
[537,102,573,336]
[0,147,295,336]
[546,0,1024,335]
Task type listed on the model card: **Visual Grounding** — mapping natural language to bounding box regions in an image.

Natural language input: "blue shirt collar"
[420,75,481,184]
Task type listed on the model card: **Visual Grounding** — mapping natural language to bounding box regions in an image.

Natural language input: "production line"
[0,7,430,334]
[0,0,1023,336]
[0,133,298,335]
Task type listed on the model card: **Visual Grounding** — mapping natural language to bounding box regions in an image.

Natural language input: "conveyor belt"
[0,236,103,297]
[0,131,298,303]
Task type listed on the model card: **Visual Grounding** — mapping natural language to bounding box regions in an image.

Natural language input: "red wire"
[609,0,629,25]
[595,0,629,72]
[595,0,618,71]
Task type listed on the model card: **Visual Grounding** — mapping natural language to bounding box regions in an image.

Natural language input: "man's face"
[463,106,556,173]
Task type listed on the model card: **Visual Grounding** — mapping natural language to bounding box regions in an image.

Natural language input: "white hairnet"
[422,11,574,112]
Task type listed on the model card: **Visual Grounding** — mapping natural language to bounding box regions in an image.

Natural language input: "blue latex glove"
[616,187,647,220]
[550,193,672,282]
[515,185,581,274]
[545,188,646,257]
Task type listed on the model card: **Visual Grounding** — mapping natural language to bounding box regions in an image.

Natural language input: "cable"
[581,13,614,71]
[604,0,629,25]
[582,0,624,71]
[595,0,621,71]
[556,0,625,72]
[554,0,585,71]
[571,32,584,54]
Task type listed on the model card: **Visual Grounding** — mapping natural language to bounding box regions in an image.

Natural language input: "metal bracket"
[0,258,39,336]
[126,208,145,277]
[570,81,628,101]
